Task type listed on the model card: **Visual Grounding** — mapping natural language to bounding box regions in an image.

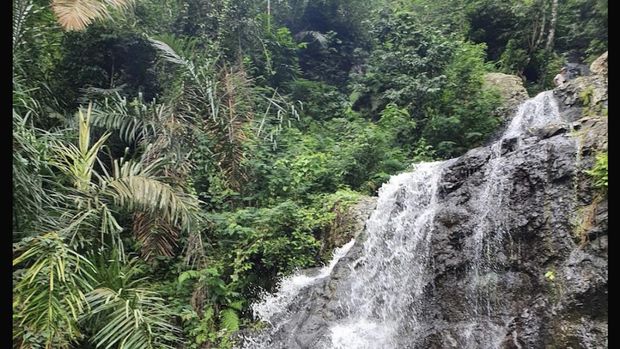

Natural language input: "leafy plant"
[586,151,608,192]
[85,287,179,349]
[13,232,96,348]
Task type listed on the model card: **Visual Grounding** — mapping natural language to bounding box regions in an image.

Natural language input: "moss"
[579,85,594,106]
[578,84,607,117]
[573,195,602,245]
[543,265,565,306]
[316,190,366,262]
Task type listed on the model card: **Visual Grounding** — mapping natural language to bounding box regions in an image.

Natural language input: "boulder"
[483,73,530,116]
[319,196,377,260]
[590,51,608,76]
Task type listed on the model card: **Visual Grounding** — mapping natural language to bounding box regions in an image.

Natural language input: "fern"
[219,308,240,332]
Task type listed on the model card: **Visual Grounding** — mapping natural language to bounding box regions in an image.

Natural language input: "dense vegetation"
[13,0,607,348]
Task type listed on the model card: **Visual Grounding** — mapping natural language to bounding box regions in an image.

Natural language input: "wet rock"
[528,124,569,139]
[439,147,490,194]
[565,62,591,79]
[553,74,607,110]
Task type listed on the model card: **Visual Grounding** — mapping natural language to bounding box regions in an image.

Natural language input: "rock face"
[483,72,530,116]
[590,51,608,76]
[239,56,607,349]
[318,196,377,260]
[554,76,608,120]
[565,62,591,79]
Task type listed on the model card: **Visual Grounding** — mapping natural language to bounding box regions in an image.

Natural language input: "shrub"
[586,151,608,193]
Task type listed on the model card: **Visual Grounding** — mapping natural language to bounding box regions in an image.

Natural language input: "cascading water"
[462,90,564,348]
[238,91,570,349]
[468,92,563,301]
[253,239,356,327]
[240,240,357,349]
[330,161,452,349]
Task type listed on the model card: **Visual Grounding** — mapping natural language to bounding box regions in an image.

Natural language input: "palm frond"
[101,158,200,229]
[255,87,301,147]
[104,0,132,9]
[90,94,159,144]
[90,94,195,184]
[52,0,134,31]
[13,232,96,348]
[12,79,42,119]
[51,105,111,192]
[196,65,255,190]
[13,112,52,233]
[89,253,146,290]
[12,110,74,238]
[85,286,180,349]
[13,0,33,50]
[148,38,191,67]
[149,35,220,100]
[132,212,179,261]
[78,84,128,104]
[52,0,108,31]
[295,30,329,47]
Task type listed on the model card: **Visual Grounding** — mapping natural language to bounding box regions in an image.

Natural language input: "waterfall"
[253,239,356,326]
[468,91,562,310]
[463,91,563,347]
[330,161,451,348]
[238,91,567,349]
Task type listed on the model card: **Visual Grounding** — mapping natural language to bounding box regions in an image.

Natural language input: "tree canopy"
[13,0,607,348]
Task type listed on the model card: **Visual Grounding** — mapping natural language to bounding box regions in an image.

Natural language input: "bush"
[349,10,454,117]
[586,152,608,193]
[287,78,348,121]
[422,41,502,157]
[205,201,323,296]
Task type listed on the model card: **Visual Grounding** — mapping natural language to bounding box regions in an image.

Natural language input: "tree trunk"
[267,0,271,31]
[534,9,547,49]
[546,0,559,51]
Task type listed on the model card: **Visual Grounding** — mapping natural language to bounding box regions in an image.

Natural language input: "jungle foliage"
[13,0,607,348]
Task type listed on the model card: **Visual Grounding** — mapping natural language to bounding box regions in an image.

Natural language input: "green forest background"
[13,0,607,348]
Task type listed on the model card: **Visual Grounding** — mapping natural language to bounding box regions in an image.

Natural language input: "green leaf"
[178,270,200,285]
[228,300,244,311]
[544,271,555,281]
[219,308,239,332]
